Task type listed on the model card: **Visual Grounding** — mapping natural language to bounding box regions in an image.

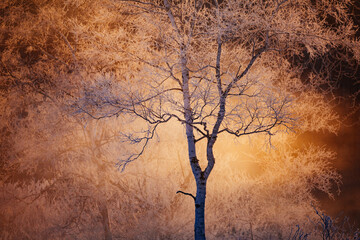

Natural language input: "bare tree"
[1,0,359,239]
[72,0,358,239]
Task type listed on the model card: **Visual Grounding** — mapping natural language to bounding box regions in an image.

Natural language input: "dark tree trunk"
[98,200,113,240]
[194,179,207,240]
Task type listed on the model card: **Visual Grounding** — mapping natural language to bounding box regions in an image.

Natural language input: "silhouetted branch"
[176,190,196,201]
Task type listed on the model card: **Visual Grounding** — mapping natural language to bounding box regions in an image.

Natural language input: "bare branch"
[176,190,196,201]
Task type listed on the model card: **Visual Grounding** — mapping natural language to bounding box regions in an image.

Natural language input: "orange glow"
[1,0,359,239]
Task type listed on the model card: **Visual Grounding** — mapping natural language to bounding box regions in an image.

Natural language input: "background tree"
[1,0,359,239]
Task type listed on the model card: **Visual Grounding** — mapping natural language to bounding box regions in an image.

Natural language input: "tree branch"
[176,190,196,201]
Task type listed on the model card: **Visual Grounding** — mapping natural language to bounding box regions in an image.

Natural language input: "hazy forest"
[1,0,360,239]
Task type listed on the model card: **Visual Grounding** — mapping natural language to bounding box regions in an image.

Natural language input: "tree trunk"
[98,200,113,240]
[177,30,208,240]
[194,179,207,240]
